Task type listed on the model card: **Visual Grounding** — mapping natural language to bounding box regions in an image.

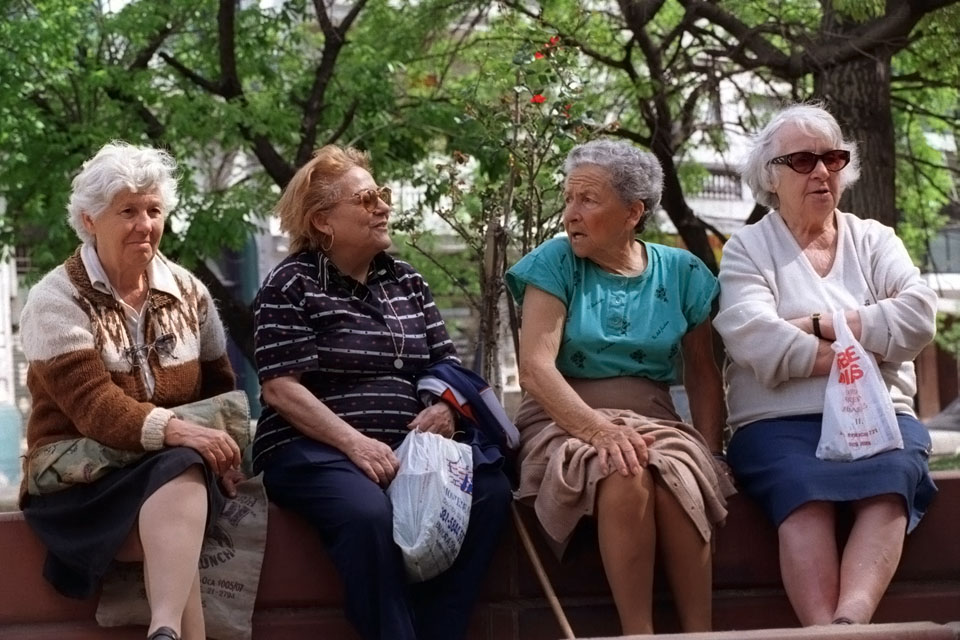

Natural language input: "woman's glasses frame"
[769,149,851,174]
[123,332,178,367]
[323,186,392,213]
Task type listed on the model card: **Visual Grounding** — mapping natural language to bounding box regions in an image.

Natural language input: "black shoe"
[148,627,181,640]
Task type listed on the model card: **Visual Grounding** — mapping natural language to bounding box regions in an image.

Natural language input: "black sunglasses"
[769,149,851,174]
[123,333,177,367]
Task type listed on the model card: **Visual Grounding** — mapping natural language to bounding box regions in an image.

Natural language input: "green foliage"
[892,4,960,263]
[2,0,959,369]
[0,0,469,277]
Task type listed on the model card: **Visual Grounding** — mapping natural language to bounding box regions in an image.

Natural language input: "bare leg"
[140,465,208,637]
[179,570,206,640]
[596,469,656,635]
[777,501,839,625]
[833,494,907,623]
[654,483,712,632]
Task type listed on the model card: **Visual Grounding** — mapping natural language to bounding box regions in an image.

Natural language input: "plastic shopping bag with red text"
[817,310,903,461]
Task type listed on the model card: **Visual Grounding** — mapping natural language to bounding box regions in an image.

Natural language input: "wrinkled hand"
[165,417,242,476]
[589,421,656,477]
[407,402,456,439]
[344,433,399,487]
[220,468,247,498]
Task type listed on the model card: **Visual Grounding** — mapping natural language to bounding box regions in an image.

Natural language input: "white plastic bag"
[387,430,473,582]
[817,311,904,461]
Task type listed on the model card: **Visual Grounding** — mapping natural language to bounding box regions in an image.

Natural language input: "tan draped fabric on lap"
[515,377,736,556]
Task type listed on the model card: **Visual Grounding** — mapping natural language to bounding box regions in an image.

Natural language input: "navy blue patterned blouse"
[251,250,459,467]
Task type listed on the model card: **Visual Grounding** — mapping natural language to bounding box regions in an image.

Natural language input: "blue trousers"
[260,439,512,640]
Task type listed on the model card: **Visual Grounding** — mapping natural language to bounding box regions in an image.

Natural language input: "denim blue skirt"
[727,413,937,532]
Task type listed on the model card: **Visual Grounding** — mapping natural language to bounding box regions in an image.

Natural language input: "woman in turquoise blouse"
[506,139,734,635]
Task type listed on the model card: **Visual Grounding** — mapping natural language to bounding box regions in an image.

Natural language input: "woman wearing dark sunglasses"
[251,145,512,640]
[18,142,244,640]
[715,104,937,626]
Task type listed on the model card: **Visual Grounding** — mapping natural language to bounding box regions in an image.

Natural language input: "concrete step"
[588,621,960,639]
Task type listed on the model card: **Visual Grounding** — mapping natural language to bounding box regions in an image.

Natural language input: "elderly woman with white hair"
[714,104,938,626]
[506,139,734,635]
[18,141,243,640]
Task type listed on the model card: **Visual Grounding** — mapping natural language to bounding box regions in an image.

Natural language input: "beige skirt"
[515,377,735,556]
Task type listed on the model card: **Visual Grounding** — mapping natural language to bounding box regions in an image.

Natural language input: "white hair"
[564,139,664,232]
[741,103,861,210]
[67,141,179,243]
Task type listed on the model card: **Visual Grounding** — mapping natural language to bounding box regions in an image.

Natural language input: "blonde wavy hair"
[275,145,370,254]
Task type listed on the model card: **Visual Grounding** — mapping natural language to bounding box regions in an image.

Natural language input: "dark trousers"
[260,439,512,640]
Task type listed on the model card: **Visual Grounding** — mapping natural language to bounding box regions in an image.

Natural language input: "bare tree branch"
[323,99,360,146]
[295,0,369,167]
[159,52,221,93]
[403,239,481,309]
[218,0,242,97]
[680,0,958,76]
[617,0,668,32]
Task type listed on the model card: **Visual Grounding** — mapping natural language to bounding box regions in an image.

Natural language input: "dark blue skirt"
[727,413,937,532]
[23,447,224,599]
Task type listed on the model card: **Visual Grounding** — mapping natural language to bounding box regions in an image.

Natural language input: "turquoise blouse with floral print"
[505,236,718,382]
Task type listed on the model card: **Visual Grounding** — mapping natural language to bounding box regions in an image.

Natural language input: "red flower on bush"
[534,51,544,60]
[530,94,546,104]
[548,35,560,46]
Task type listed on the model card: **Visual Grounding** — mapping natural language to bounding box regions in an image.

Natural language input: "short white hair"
[67,141,179,244]
[741,103,861,210]
[564,139,664,233]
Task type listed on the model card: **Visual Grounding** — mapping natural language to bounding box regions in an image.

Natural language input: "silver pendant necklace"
[378,282,406,369]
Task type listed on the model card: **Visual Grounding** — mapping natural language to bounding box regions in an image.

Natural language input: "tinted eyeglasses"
[769,149,851,174]
[326,186,392,213]
[123,333,177,367]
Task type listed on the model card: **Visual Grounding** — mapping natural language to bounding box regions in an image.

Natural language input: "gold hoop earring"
[320,231,334,253]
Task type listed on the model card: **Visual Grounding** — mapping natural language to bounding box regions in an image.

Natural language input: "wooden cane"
[511,502,576,639]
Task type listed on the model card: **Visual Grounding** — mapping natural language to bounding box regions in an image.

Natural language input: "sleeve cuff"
[141,407,175,451]
[856,304,887,356]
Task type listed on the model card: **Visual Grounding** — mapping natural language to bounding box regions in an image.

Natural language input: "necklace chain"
[378,282,406,369]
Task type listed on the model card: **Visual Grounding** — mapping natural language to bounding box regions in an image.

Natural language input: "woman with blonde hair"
[252,145,512,640]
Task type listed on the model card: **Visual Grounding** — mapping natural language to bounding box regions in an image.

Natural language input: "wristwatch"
[811,312,823,339]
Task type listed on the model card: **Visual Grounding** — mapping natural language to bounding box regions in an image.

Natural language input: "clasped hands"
[588,419,656,477]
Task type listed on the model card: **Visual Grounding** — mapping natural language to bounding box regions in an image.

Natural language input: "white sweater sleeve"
[715,232,818,389]
[856,225,937,362]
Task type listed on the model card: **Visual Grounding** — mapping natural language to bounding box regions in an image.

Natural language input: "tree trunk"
[653,145,719,273]
[479,215,505,399]
[814,12,897,225]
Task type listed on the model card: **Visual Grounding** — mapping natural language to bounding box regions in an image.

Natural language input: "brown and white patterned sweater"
[20,249,236,490]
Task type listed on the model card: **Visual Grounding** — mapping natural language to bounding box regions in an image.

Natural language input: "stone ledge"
[588,621,960,639]
[0,471,957,639]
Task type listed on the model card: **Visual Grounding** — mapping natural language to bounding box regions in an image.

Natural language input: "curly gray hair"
[741,103,861,210]
[564,139,663,233]
[67,141,179,244]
